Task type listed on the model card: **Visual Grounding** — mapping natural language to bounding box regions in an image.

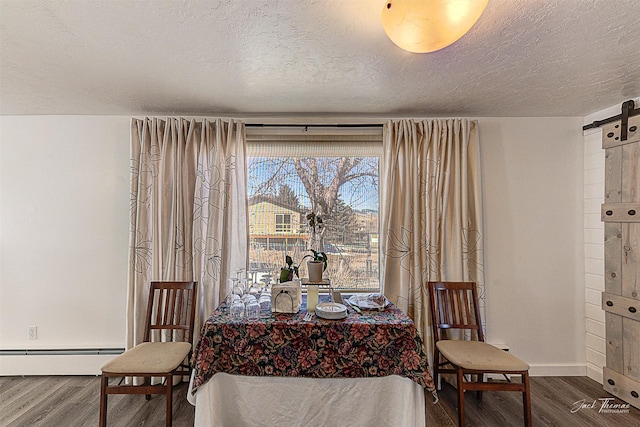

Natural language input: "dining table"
[188,294,436,426]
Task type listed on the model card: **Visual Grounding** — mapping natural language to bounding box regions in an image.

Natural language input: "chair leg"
[523,372,532,427]
[433,348,441,390]
[457,368,465,427]
[145,376,152,401]
[99,375,108,427]
[166,375,173,427]
[476,373,484,400]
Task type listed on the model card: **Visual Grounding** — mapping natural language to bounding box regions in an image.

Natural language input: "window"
[246,126,382,292]
[275,214,292,233]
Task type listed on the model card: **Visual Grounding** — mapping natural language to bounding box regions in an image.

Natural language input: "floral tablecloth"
[191,295,435,394]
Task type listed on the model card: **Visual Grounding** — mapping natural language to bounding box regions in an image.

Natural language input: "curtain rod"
[245,124,383,128]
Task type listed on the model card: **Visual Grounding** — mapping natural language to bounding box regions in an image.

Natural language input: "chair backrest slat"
[428,281,484,343]
[168,289,177,325]
[176,290,184,325]
[163,288,171,326]
[143,281,197,343]
[453,289,462,324]
[439,291,448,326]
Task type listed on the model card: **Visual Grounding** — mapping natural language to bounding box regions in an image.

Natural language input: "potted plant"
[279,255,298,282]
[302,249,327,282]
[281,250,327,282]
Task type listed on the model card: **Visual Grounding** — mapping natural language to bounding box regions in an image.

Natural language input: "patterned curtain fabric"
[128,117,248,349]
[380,119,485,362]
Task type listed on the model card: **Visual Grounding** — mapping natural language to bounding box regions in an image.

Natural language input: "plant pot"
[307,261,324,282]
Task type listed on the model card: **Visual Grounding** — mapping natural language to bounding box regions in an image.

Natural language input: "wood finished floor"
[1,375,639,426]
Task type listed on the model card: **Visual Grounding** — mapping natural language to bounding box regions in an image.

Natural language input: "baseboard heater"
[0,348,124,356]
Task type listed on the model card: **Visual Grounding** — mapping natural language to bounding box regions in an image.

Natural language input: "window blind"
[246,126,383,156]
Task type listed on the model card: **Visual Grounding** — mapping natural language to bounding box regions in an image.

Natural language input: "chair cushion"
[436,340,529,372]
[101,342,192,374]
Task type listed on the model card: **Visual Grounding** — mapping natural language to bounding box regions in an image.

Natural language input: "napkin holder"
[271,280,302,313]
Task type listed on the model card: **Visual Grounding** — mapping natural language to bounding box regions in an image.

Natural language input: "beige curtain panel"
[380,119,485,362]
[128,117,248,350]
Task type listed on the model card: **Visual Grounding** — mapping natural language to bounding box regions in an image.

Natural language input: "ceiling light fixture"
[381,0,489,53]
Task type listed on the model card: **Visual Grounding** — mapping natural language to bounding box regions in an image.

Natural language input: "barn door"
[601,112,640,409]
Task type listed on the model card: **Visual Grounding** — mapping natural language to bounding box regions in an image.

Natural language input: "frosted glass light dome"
[381,0,489,53]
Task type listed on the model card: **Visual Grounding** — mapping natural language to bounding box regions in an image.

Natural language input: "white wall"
[0,115,586,375]
[0,116,130,374]
[479,117,586,376]
[582,126,606,384]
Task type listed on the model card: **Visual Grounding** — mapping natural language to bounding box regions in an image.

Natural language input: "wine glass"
[230,298,245,319]
[259,293,272,317]
[261,274,272,293]
[241,294,257,305]
[224,293,239,312]
[247,279,261,298]
[229,278,243,297]
[248,268,259,284]
[246,299,260,321]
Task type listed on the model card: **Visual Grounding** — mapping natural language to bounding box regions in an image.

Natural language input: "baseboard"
[529,363,587,377]
[586,364,603,384]
[483,363,587,382]
[0,354,120,376]
[483,345,587,378]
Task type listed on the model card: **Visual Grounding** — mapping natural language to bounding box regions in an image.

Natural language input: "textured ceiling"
[1,0,639,117]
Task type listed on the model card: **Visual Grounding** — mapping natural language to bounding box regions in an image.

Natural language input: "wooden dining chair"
[428,281,532,427]
[99,281,197,427]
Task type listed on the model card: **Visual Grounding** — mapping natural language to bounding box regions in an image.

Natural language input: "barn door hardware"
[583,100,640,142]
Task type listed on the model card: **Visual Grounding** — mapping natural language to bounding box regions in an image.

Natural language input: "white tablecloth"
[187,373,426,427]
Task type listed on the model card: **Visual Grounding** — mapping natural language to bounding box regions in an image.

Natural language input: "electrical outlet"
[28,326,37,340]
